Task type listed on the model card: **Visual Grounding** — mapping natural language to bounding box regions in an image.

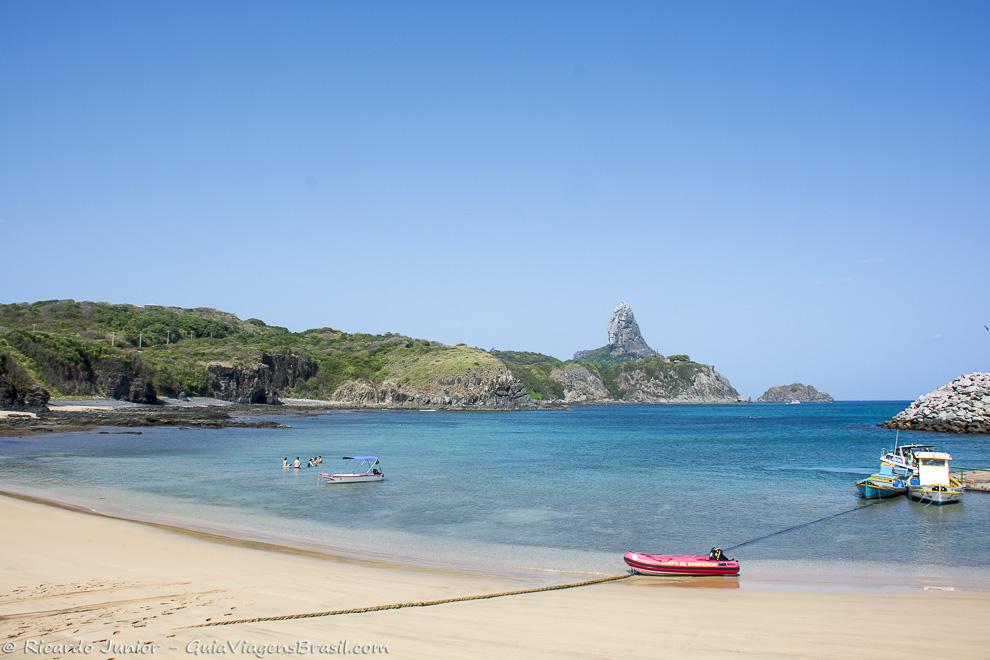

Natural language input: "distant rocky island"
[574,302,656,360]
[0,299,740,414]
[883,373,990,434]
[544,301,740,404]
[757,383,833,403]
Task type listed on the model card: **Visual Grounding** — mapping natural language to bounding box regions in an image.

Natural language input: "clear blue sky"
[2,1,988,400]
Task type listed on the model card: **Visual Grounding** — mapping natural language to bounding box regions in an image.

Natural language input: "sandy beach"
[1,493,988,659]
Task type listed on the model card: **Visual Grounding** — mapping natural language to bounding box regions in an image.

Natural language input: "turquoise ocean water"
[2,402,989,572]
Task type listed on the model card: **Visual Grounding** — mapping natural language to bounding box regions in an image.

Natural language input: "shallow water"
[2,403,989,572]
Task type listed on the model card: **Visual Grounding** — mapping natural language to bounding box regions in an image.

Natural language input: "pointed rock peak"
[606,301,656,358]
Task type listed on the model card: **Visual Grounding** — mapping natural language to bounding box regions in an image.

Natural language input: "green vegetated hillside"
[0,300,738,408]
[490,351,565,401]
[0,300,493,403]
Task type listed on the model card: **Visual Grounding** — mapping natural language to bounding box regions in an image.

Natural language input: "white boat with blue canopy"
[318,456,384,484]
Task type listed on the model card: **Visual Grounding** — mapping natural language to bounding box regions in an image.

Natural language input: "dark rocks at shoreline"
[102,372,158,405]
[883,373,990,434]
[24,385,52,410]
[0,404,293,437]
[206,353,318,405]
[757,384,833,403]
[0,381,52,412]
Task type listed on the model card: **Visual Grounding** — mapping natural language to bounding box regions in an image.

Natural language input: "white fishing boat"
[881,441,937,477]
[318,456,384,484]
[907,451,962,505]
[787,400,801,405]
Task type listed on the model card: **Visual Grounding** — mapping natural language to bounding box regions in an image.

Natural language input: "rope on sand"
[193,573,633,628]
[194,500,885,628]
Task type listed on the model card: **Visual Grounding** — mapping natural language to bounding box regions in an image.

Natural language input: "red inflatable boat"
[624,551,740,576]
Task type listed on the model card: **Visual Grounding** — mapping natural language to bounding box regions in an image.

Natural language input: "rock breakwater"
[883,373,990,434]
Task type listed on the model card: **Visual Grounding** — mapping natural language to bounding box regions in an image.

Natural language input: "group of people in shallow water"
[282,456,323,469]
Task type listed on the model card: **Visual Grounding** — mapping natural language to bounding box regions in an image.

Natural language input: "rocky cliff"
[331,348,529,408]
[549,364,609,403]
[0,351,51,411]
[883,373,990,434]
[574,302,656,360]
[609,359,740,403]
[758,383,833,403]
[562,302,739,404]
[206,353,318,405]
[0,330,157,404]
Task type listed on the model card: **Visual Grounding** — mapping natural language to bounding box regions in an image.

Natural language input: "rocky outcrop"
[0,331,158,404]
[566,301,740,404]
[549,364,609,402]
[883,373,990,434]
[0,378,51,412]
[0,351,52,412]
[613,362,740,403]
[205,353,318,405]
[93,357,159,404]
[331,367,529,409]
[575,302,657,360]
[758,384,833,403]
[100,373,158,405]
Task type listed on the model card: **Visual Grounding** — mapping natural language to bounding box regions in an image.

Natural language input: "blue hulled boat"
[856,463,907,499]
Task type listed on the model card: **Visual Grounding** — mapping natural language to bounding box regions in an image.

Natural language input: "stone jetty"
[883,373,990,434]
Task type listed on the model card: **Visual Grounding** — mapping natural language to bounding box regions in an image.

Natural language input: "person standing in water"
[292,457,301,469]
[282,457,289,469]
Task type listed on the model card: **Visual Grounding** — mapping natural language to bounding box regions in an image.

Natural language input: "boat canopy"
[914,451,951,460]
[894,445,936,452]
[343,456,378,461]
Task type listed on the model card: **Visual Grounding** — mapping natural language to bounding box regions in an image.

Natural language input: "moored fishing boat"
[855,463,907,499]
[318,456,385,484]
[881,438,937,477]
[624,550,740,576]
[907,451,962,505]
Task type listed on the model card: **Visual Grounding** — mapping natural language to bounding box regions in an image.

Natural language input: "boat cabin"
[914,451,952,487]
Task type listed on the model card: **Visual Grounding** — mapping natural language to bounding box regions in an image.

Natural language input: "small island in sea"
[757,383,834,403]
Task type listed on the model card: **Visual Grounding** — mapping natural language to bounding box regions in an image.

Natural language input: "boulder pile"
[884,373,990,434]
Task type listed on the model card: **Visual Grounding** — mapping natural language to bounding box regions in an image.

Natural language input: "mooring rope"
[195,499,884,628]
[193,573,633,628]
[725,499,883,552]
